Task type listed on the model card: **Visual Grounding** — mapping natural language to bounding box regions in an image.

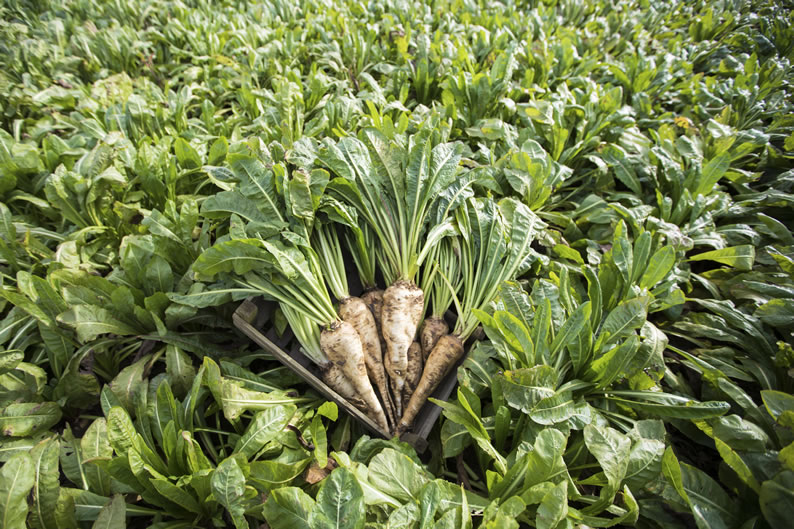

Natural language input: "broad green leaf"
[713,437,760,492]
[150,479,202,514]
[216,379,302,420]
[165,345,195,398]
[193,239,269,278]
[760,471,794,527]
[106,407,136,456]
[494,310,533,365]
[109,356,149,412]
[208,137,228,166]
[584,424,630,504]
[57,305,141,341]
[608,392,730,419]
[263,487,315,529]
[639,246,676,289]
[91,495,125,529]
[536,481,567,529]
[624,430,665,490]
[310,414,328,469]
[712,415,769,451]
[235,405,296,459]
[689,245,755,271]
[596,297,649,350]
[0,452,35,529]
[317,402,338,421]
[761,390,794,420]
[549,301,590,358]
[679,462,738,529]
[662,446,687,502]
[589,335,640,388]
[81,419,113,496]
[693,154,730,197]
[229,153,285,223]
[417,481,442,529]
[0,402,62,437]
[29,437,60,529]
[386,502,420,529]
[0,350,23,376]
[249,459,311,491]
[211,457,249,529]
[755,299,794,328]
[312,468,365,529]
[368,448,430,503]
[498,281,534,330]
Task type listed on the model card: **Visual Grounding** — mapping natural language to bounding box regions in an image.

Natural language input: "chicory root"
[420,316,449,361]
[396,334,464,434]
[321,320,389,431]
[339,296,396,428]
[381,280,424,416]
[403,342,423,411]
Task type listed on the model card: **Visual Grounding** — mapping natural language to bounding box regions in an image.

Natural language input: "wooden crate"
[232,297,462,453]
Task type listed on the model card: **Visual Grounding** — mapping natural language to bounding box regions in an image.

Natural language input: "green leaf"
[193,239,269,278]
[91,495,125,529]
[639,246,676,289]
[584,424,630,505]
[550,301,590,359]
[689,245,755,271]
[263,487,315,529]
[417,481,442,529]
[229,153,285,223]
[494,310,534,366]
[713,437,760,493]
[624,425,665,490]
[310,414,328,469]
[0,350,23,376]
[288,170,315,220]
[150,479,202,514]
[0,452,35,529]
[312,468,365,529]
[760,471,794,527]
[499,281,535,330]
[589,335,641,388]
[536,481,567,529]
[596,297,649,350]
[317,402,338,421]
[29,437,60,529]
[57,305,141,341]
[234,405,296,460]
[368,448,430,503]
[249,459,311,491]
[165,345,196,398]
[208,137,228,166]
[211,457,249,529]
[109,356,149,412]
[216,378,302,421]
[693,154,730,197]
[608,392,730,419]
[662,446,687,502]
[106,406,136,456]
[81,419,113,496]
[386,502,420,528]
[680,462,738,529]
[663,444,738,529]
[174,138,202,169]
[755,299,794,328]
[761,390,794,420]
[0,402,62,437]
